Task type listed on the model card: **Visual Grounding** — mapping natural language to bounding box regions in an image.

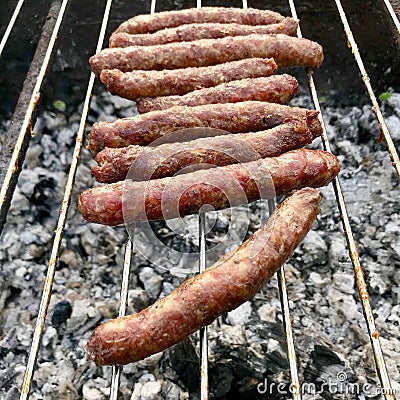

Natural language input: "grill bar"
[333,0,400,177]
[110,241,133,400]
[311,84,397,400]
[195,3,210,399]
[268,199,302,399]
[199,210,209,400]
[0,0,69,234]
[18,0,114,398]
[108,1,156,398]
[383,0,400,34]
[288,1,396,398]
[0,0,25,57]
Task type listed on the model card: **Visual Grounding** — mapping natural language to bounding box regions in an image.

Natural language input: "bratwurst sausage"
[136,74,299,113]
[85,187,321,365]
[89,34,324,76]
[99,58,277,100]
[78,149,339,226]
[87,101,323,155]
[109,18,298,47]
[113,7,285,35]
[92,121,314,183]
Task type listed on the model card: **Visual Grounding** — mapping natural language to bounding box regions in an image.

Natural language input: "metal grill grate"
[0,0,398,399]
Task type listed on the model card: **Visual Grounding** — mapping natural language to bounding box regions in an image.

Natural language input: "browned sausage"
[99,58,277,100]
[85,187,321,365]
[113,7,285,35]
[89,34,324,76]
[136,74,299,113]
[87,101,323,155]
[78,149,339,226]
[92,121,314,183]
[109,18,298,47]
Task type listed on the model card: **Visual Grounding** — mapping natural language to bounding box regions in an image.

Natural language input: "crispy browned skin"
[85,187,321,365]
[99,58,277,100]
[87,101,323,155]
[78,149,339,226]
[136,74,299,113]
[89,34,324,76]
[114,7,285,35]
[109,18,298,47]
[92,121,314,183]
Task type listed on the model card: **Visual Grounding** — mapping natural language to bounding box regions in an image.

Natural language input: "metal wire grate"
[18,0,114,398]
[0,0,397,398]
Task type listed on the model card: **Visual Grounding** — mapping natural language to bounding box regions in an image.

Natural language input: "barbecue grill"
[0,0,399,399]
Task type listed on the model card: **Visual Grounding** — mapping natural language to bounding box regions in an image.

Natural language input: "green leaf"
[53,100,66,112]
[378,92,392,102]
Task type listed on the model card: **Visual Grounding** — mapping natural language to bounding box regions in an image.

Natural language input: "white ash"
[0,90,399,400]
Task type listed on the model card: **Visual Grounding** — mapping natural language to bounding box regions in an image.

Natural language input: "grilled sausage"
[92,121,314,183]
[109,18,298,47]
[113,7,285,35]
[87,101,323,155]
[99,58,277,100]
[89,34,324,76]
[78,149,339,226]
[85,187,321,365]
[136,74,299,113]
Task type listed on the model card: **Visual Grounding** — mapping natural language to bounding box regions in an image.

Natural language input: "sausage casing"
[85,187,321,365]
[87,101,323,155]
[78,149,339,226]
[99,58,277,100]
[114,7,285,35]
[92,121,314,183]
[109,18,298,47]
[89,34,324,76]
[136,74,299,113]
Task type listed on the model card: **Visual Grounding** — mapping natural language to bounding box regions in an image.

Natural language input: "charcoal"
[51,300,73,327]
[1,90,399,399]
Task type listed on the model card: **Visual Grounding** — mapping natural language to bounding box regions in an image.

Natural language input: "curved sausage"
[87,101,323,155]
[78,149,339,226]
[85,187,321,365]
[89,34,324,76]
[109,18,298,47]
[92,121,314,183]
[114,7,285,35]
[99,58,277,100]
[136,74,299,113]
